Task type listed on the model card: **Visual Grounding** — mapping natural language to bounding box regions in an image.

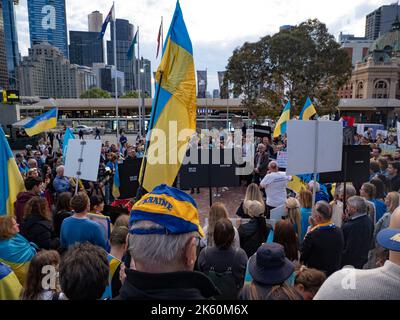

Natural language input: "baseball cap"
[377,228,400,252]
[129,184,204,237]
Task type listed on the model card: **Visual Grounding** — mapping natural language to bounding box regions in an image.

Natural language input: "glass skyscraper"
[1,0,20,89]
[69,31,104,67]
[27,0,68,58]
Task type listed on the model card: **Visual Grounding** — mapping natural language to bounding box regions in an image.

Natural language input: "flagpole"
[137,27,142,137]
[113,2,120,143]
[161,16,164,53]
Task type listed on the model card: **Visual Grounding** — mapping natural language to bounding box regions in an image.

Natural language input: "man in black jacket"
[253,143,269,184]
[115,185,219,300]
[300,201,344,276]
[388,161,400,192]
[341,196,374,269]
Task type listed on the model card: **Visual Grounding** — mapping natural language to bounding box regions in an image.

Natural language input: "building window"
[356,82,364,99]
[373,80,389,99]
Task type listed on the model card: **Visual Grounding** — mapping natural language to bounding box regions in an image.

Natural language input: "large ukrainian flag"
[141,1,196,192]
[0,262,22,300]
[0,128,25,216]
[299,97,317,120]
[23,108,58,137]
[273,101,291,138]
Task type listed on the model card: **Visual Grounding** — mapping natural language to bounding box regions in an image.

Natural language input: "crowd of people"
[0,126,399,301]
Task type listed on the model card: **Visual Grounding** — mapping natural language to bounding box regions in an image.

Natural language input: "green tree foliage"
[121,91,150,98]
[80,87,111,99]
[224,19,352,118]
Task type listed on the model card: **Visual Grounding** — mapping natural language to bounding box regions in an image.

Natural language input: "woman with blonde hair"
[202,202,240,249]
[284,198,302,240]
[236,183,267,219]
[374,191,400,242]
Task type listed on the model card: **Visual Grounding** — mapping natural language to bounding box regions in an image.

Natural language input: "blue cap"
[377,228,400,252]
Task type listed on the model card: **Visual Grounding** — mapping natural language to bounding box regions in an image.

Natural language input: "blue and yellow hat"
[129,184,204,237]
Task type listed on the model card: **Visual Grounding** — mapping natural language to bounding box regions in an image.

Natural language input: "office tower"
[88,10,103,33]
[69,31,104,67]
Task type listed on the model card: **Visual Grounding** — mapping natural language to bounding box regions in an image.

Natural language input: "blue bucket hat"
[377,228,400,252]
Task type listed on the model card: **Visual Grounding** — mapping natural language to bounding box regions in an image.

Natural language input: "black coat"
[341,214,374,269]
[20,214,60,250]
[390,174,400,192]
[53,210,73,237]
[300,226,344,276]
[114,269,220,300]
[238,218,272,258]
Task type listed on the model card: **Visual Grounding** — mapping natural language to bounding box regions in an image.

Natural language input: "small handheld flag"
[127,30,138,61]
[99,4,114,40]
[299,97,317,120]
[62,128,75,162]
[156,18,163,58]
[273,102,291,138]
[23,108,58,137]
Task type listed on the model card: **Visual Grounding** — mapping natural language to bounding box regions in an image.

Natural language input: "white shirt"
[260,171,291,207]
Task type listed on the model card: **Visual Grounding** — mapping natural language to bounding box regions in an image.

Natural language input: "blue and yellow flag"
[62,127,75,162]
[299,97,317,120]
[0,128,25,216]
[23,108,58,137]
[0,262,22,300]
[141,1,196,192]
[273,101,291,138]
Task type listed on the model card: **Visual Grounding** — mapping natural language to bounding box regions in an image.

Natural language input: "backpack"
[204,248,239,300]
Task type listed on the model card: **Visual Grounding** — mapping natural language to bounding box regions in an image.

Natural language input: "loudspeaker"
[319,145,370,183]
[118,158,143,199]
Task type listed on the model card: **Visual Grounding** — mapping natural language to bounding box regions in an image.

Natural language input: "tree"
[80,87,111,99]
[121,91,150,98]
[224,19,352,118]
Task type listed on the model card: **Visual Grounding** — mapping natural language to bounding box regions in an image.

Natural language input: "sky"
[14,0,391,92]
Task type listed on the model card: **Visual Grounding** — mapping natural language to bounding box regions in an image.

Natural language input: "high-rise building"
[0,2,9,89]
[2,0,20,89]
[69,31,104,67]
[27,0,69,58]
[338,32,374,66]
[107,19,136,92]
[365,3,400,40]
[141,58,152,97]
[18,43,96,98]
[88,11,103,33]
[100,65,125,97]
[213,89,220,99]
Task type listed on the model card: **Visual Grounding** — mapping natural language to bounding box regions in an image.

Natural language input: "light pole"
[140,60,145,136]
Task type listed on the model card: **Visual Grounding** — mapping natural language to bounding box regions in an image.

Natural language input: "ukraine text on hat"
[141,196,173,211]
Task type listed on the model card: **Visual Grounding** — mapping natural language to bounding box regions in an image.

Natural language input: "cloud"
[14,0,389,91]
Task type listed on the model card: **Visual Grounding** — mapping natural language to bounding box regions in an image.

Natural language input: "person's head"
[0,216,19,240]
[110,226,129,252]
[33,150,41,159]
[244,183,265,207]
[298,190,312,209]
[127,147,136,159]
[27,158,37,169]
[15,153,23,163]
[59,243,109,300]
[21,250,60,300]
[107,152,117,162]
[90,195,104,213]
[128,185,203,273]
[114,214,130,228]
[370,178,385,200]
[284,198,301,236]
[388,161,400,177]
[370,160,380,175]
[360,182,376,200]
[243,200,265,218]
[394,149,400,160]
[274,220,299,262]
[385,192,400,214]
[378,157,389,172]
[24,197,51,221]
[70,192,90,214]
[24,176,42,195]
[262,137,270,146]
[268,161,279,173]
[312,201,332,224]
[257,143,266,153]
[308,181,320,193]
[266,284,303,300]
[208,202,229,239]
[338,184,357,202]
[56,165,65,177]
[213,218,235,250]
[371,147,382,159]
[56,192,72,213]
[346,196,367,217]
[27,168,39,178]
[294,265,326,300]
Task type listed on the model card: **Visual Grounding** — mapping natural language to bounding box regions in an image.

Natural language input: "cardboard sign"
[277,151,288,169]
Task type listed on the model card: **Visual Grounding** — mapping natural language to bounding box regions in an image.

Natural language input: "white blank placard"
[286,120,343,176]
[64,139,102,182]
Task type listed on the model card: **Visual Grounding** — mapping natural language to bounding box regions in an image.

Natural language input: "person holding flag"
[299,97,317,121]
[138,0,197,194]
[273,102,291,138]
[22,108,58,137]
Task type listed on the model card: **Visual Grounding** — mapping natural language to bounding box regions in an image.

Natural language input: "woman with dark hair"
[274,220,299,262]
[266,283,303,300]
[53,192,73,237]
[376,173,390,195]
[21,197,60,250]
[21,250,60,300]
[198,219,248,300]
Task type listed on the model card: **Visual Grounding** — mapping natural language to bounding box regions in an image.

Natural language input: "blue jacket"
[53,176,70,194]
